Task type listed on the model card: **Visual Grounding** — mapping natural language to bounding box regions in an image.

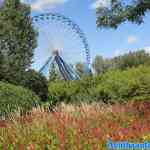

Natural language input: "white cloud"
[91,0,111,9]
[127,35,138,44]
[21,0,68,11]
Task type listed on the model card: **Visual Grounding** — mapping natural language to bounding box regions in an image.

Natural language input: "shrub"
[22,69,48,101]
[48,65,150,104]
[0,81,41,116]
[48,76,97,105]
[48,81,67,105]
[95,66,150,103]
[92,50,150,74]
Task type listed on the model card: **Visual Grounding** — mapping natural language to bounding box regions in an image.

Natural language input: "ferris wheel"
[32,13,91,80]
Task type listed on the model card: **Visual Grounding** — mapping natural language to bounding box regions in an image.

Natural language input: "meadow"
[0,1,150,149]
[1,65,150,149]
[0,101,150,150]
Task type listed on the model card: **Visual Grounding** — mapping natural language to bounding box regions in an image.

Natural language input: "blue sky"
[56,0,150,59]
[21,0,150,66]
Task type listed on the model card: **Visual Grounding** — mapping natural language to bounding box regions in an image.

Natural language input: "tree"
[96,0,150,28]
[76,62,85,76]
[49,63,61,81]
[92,55,111,74]
[112,50,150,70]
[22,69,48,101]
[92,50,150,74]
[0,0,37,84]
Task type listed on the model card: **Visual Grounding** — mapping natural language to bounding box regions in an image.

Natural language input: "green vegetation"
[0,0,149,112]
[92,55,110,74]
[48,76,95,105]
[0,0,37,85]
[0,0,48,106]
[0,81,40,116]
[49,63,61,81]
[48,50,150,106]
[22,69,48,101]
[48,65,150,105]
[47,50,150,106]
[0,101,150,149]
[92,50,150,74]
[75,62,86,76]
[96,0,150,28]
[0,0,150,149]
[96,66,150,103]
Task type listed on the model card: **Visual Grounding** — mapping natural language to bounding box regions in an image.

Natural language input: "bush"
[0,81,41,116]
[95,66,150,103]
[48,66,150,104]
[48,81,81,105]
[22,69,48,101]
[48,76,97,105]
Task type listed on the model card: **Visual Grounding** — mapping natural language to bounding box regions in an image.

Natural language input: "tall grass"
[0,101,150,149]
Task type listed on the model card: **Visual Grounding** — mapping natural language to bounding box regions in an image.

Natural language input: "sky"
[55,0,150,59]
[1,0,150,67]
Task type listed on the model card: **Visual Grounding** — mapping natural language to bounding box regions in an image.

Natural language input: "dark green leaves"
[96,0,150,28]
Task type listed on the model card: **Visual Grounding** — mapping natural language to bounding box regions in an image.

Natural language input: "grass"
[0,101,150,149]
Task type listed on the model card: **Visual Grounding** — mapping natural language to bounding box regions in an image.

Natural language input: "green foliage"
[22,69,48,101]
[0,81,40,116]
[75,62,86,77]
[92,55,111,74]
[112,50,150,70]
[48,76,96,105]
[0,0,37,84]
[49,63,61,82]
[92,50,150,74]
[48,66,150,104]
[95,66,150,103]
[96,0,150,28]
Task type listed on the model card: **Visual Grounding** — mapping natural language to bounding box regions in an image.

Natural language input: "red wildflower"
[0,120,7,128]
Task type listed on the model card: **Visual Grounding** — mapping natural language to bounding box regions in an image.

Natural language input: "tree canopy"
[0,0,37,84]
[92,56,110,74]
[23,69,48,100]
[92,50,150,74]
[96,0,150,28]
[49,63,61,81]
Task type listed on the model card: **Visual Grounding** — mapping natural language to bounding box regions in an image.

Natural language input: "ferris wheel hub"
[52,49,59,56]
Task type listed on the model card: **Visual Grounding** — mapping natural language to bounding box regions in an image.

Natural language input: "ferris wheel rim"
[32,12,91,67]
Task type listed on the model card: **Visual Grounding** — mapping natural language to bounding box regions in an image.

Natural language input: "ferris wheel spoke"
[55,56,70,80]
[32,13,91,79]
[39,56,53,73]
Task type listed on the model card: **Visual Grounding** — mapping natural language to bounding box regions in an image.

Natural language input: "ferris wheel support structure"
[32,13,91,80]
